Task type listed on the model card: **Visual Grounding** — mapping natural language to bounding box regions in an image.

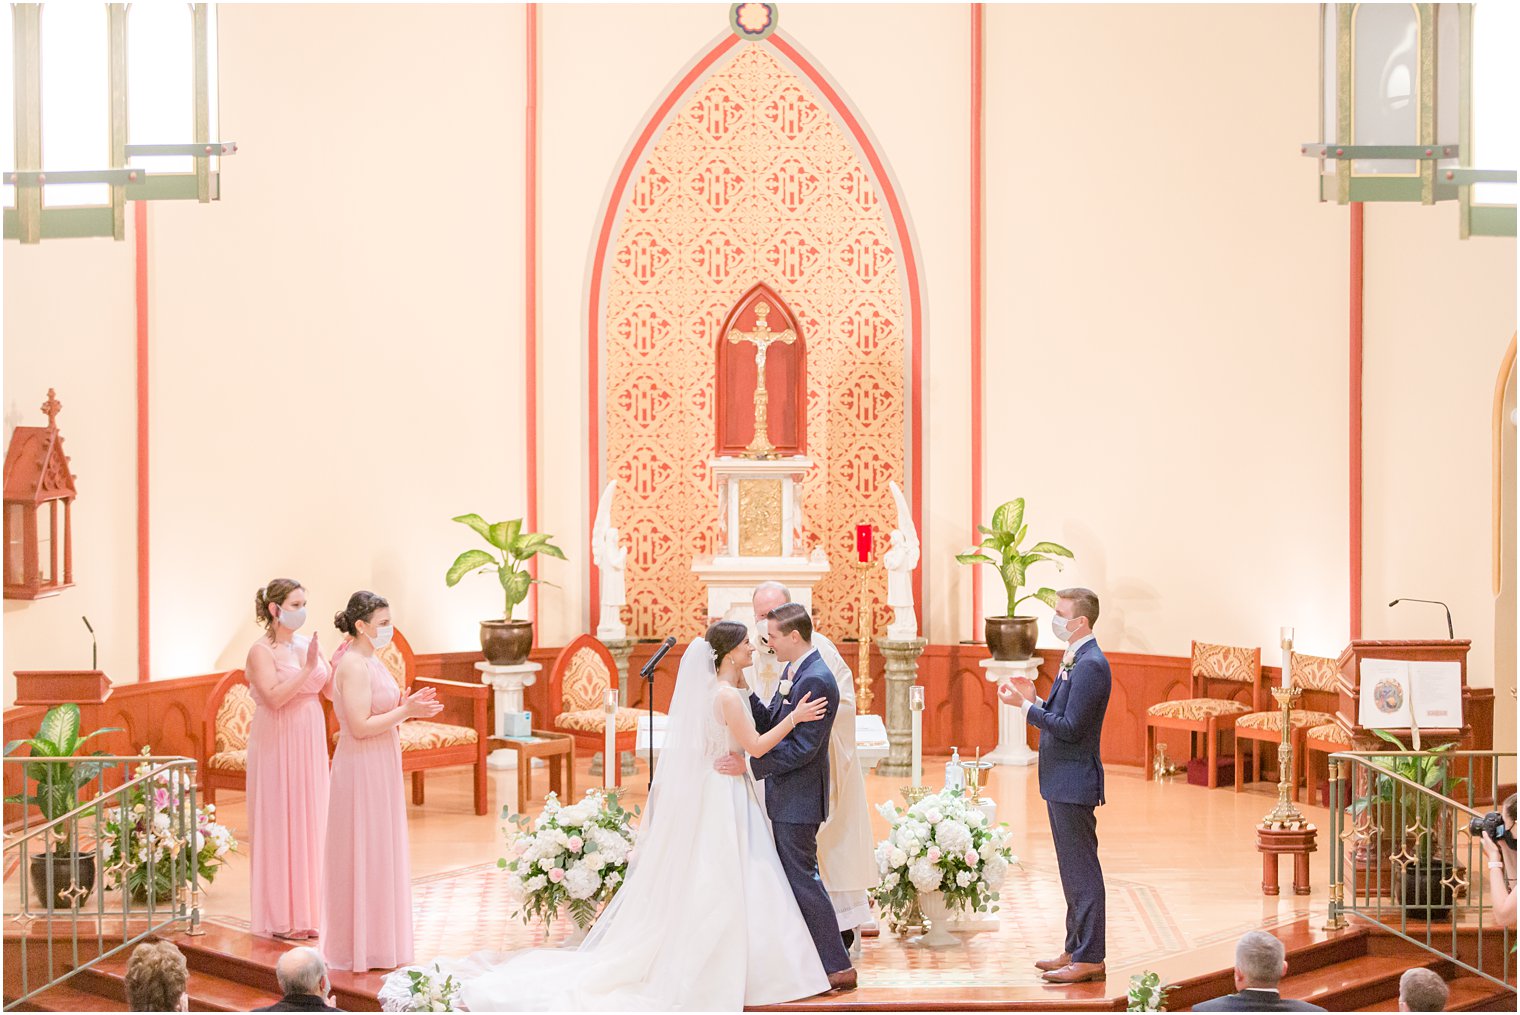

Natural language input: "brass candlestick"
[852,560,876,713]
[896,785,931,934]
[1261,685,1309,830]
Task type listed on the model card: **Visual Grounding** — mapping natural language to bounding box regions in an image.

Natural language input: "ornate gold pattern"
[737,479,784,556]
[605,46,904,640]
[214,684,255,754]
[561,646,612,714]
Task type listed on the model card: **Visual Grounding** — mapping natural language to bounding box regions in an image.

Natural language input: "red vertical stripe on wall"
[135,200,150,681]
[1349,201,1364,640]
[526,3,540,632]
[969,4,985,639]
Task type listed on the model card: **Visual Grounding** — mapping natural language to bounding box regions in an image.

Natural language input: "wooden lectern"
[1334,640,1472,751]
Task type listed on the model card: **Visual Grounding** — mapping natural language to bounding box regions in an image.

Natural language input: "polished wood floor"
[184,756,1338,1001]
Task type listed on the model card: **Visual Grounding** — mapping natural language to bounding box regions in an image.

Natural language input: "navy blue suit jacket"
[1027,639,1111,807]
[747,648,838,824]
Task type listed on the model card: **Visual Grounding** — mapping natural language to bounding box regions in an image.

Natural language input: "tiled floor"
[187,755,1330,995]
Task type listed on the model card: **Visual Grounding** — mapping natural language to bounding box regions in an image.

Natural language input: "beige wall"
[4,4,1515,735]
[984,4,1352,661]
[1361,201,1517,704]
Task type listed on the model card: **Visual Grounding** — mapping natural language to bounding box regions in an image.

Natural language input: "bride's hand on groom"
[713,752,746,777]
[787,692,828,729]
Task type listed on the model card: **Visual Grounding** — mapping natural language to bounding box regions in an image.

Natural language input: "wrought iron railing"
[1326,750,1516,990]
[3,755,203,1010]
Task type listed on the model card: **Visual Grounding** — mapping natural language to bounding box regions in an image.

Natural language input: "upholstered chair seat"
[1235,709,1337,732]
[1144,640,1264,789]
[1147,698,1251,722]
[549,635,657,787]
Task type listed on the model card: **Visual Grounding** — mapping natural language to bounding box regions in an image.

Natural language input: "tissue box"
[500,710,532,738]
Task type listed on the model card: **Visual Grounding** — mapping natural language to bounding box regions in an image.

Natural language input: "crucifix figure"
[725,301,797,457]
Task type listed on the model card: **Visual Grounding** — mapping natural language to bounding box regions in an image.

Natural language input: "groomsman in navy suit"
[998,587,1112,985]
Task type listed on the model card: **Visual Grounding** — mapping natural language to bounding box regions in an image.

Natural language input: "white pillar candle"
[1280,627,1294,689]
[909,684,924,788]
[604,688,619,789]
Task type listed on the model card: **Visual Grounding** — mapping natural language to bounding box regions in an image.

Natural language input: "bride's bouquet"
[498,788,640,934]
[870,789,1016,926]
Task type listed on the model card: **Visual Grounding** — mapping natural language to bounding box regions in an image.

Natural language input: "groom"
[714,602,857,992]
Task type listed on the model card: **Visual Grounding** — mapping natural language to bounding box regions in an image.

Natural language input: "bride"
[380,621,835,1011]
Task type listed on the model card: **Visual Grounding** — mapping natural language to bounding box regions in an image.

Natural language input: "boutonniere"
[778,678,793,698]
[1059,659,1075,678]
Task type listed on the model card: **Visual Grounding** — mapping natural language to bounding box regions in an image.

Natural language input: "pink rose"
[548,868,565,883]
[567,836,584,853]
[964,849,979,866]
[926,847,942,864]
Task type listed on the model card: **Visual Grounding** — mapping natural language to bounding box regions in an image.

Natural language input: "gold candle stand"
[1261,684,1309,830]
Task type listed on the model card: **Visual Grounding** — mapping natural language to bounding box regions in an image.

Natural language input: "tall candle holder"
[896,785,930,934]
[1261,634,1308,830]
[851,559,876,714]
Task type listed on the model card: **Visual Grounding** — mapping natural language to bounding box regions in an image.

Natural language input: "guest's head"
[765,602,813,664]
[333,591,392,653]
[1398,967,1448,1011]
[1232,930,1287,992]
[1053,587,1099,644]
[706,620,753,675]
[275,946,330,1001]
[125,940,189,1012]
[256,578,307,636]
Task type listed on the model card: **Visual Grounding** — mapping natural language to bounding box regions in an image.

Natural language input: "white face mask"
[367,623,394,650]
[276,605,307,631]
[1051,614,1074,643]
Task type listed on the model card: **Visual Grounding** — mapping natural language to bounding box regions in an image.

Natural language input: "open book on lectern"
[1356,657,1464,731]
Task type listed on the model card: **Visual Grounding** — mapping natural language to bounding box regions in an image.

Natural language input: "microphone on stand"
[82,616,98,670]
[1388,598,1455,640]
[640,636,677,790]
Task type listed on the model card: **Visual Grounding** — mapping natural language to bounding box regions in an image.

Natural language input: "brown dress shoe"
[1034,952,1071,972]
[827,968,858,992]
[1042,961,1106,984]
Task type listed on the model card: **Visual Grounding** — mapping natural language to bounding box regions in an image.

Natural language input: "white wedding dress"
[380,640,829,1011]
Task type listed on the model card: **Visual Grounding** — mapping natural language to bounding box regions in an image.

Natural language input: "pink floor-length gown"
[322,653,413,972]
[246,637,331,938]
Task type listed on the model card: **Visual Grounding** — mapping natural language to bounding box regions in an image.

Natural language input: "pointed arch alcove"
[588,32,923,641]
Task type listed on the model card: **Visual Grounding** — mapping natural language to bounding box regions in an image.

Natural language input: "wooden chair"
[1304,719,1354,806]
[1233,652,1340,801]
[327,629,492,815]
[201,669,256,807]
[548,635,657,788]
[1145,641,1263,788]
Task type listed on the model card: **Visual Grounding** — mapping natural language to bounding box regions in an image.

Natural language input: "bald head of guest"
[275,946,329,1002]
[1398,968,1449,1011]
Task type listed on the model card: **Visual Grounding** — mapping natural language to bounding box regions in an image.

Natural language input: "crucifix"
[725,301,797,457]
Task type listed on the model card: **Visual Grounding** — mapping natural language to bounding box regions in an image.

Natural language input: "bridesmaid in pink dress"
[246,578,332,941]
[322,591,441,973]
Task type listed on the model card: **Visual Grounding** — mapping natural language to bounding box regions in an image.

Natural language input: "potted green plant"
[4,703,121,910]
[955,498,1074,660]
[1352,731,1463,921]
[446,514,567,665]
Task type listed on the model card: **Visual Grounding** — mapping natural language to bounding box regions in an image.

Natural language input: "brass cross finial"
[726,301,797,457]
[41,388,62,428]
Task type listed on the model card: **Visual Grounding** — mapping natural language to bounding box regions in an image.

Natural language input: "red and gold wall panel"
[603,46,907,640]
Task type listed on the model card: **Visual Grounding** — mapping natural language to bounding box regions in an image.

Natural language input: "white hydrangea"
[590,827,631,863]
[955,870,974,888]
[908,857,943,893]
[984,855,1009,887]
[525,874,548,892]
[934,819,972,856]
[889,847,908,869]
[564,863,601,900]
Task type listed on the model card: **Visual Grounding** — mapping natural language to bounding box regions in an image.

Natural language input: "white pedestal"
[477,661,542,771]
[980,658,1039,767]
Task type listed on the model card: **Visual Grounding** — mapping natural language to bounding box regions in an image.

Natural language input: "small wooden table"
[1257,824,1317,896]
[487,730,575,808]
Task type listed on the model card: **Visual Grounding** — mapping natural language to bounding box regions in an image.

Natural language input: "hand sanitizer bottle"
[945,747,964,793]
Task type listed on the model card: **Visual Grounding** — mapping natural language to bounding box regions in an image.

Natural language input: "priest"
[749,582,878,950]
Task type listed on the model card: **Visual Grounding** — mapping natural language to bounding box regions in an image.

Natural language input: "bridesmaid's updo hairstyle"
[333,590,389,636]
[705,620,749,670]
[255,578,303,633]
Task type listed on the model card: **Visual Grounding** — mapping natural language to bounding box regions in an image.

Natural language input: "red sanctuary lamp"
[851,523,875,713]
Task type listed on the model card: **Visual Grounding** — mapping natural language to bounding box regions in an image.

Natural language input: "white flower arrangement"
[1126,970,1170,1012]
[400,963,463,1012]
[498,789,640,933]
[870,788,1016,926]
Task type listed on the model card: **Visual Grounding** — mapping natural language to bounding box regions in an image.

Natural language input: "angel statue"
[882,480,919,640]
[592,481,628,641]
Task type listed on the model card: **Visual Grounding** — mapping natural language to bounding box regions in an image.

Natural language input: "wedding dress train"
[379,639,830,1011]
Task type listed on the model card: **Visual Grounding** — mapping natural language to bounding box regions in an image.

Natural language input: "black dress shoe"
[841,929,855,950]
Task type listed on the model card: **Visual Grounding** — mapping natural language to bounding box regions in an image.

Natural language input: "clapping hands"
[403,685,443,720]
[997,675,1037,708]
